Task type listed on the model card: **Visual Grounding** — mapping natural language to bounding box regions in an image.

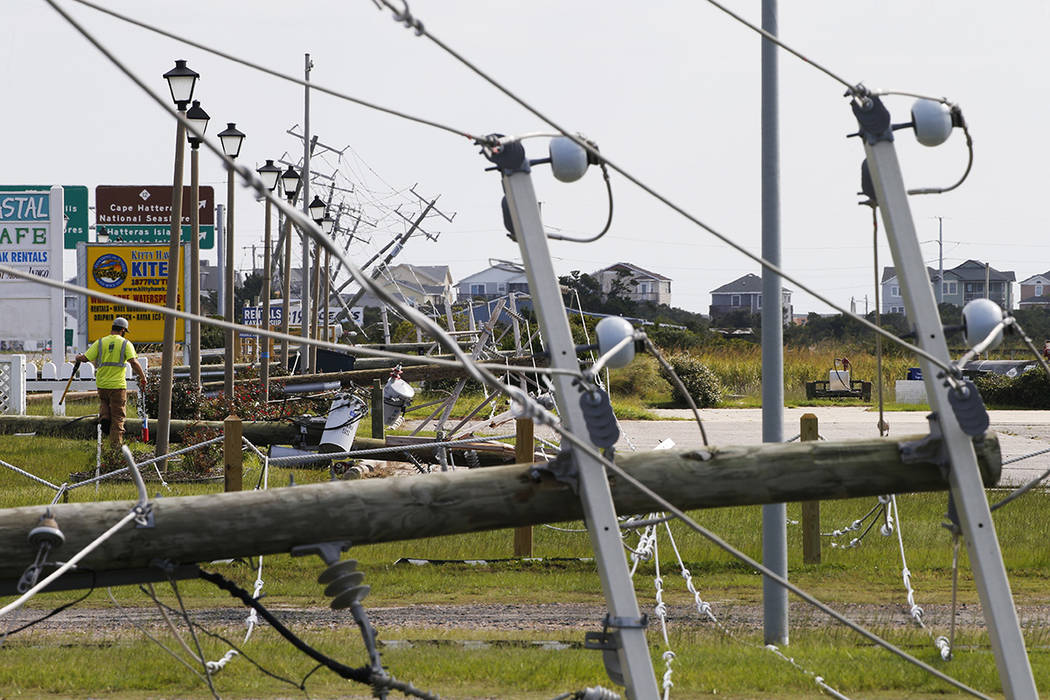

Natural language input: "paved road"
[615,407,1050,487]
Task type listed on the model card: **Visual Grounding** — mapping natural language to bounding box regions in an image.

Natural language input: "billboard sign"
[0,185,89,249]
[95,185,215,249]
[86,243,185,343]
[0,187,65,357]
[241,302,350,337]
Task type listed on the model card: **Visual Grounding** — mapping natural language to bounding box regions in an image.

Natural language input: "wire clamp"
[899,413,949,474]
[530,449,579,493]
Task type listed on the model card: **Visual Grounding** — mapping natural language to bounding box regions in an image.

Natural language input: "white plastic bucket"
[319,393,367,453]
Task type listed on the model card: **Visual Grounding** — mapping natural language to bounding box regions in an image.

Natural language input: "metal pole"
[760,0,787,646]
[261,198,272,402]
[216,204,224,317]
[189,144,201,390]
[381,305,390,344]
[280,211,292,369]
[937,216,944,305]
[224,161,236,400]
[323,249,331,344]
[499,148,658,698]
[157,110,187,469]
[858,95,1038,698]
[311,235,321,366]
[300,53,312,373]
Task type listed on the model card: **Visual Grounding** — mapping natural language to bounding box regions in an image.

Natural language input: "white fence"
[0,356,147,416]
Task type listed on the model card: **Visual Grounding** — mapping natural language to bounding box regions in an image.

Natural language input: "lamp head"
[163,59,198,109]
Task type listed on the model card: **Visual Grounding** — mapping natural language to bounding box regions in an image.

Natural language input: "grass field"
[1,426,1049,698]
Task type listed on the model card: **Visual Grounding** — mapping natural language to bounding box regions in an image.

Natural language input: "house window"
[730,294,741,306]
[942,281,957,296]
[1036,284,1044,297]
[638,283,649,294]
[470,284,486,296]
[508,282,528,293]
[498,283,507,293]
[757,296,762,309]
[891,286,899,297]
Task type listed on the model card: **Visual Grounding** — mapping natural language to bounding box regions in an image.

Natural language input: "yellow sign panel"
[86,244,184,343]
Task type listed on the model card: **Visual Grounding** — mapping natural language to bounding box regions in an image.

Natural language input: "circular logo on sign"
[92,253,127,288]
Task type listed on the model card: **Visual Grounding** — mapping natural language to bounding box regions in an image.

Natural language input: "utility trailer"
[804,358,872,401]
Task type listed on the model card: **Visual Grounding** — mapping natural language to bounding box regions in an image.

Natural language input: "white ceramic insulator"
[549,136,589,182]
[962,298,1005,350]
[911,99,953,147]
[595,316,635,369]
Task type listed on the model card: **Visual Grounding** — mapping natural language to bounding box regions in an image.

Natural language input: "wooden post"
[371,378,384,439]
[513,418,534,557]
[800,413,821,564]
[224,414,242,493]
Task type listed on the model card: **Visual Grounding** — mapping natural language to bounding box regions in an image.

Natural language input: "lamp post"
[279,165,300,369]
[321,214,334,345]
[256,160,281,402]
[218,123,245,402]
[308,195,325,368]
[157,59,198,468]
[186,99,209,391]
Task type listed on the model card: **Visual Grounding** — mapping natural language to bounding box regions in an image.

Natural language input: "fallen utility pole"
[0,416,514,463]
[0,432,1001,586]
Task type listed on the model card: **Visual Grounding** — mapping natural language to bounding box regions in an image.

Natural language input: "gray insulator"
[317,559,358,585]
[947,380,990,436]
[330,584,371,610]
[464,450,481,468]
[579,687,621,700]
[323,570,365,598]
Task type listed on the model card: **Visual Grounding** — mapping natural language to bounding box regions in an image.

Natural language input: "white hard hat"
[113,317,129,330]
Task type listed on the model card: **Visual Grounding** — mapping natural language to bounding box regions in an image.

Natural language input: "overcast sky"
[7,0,1049,315]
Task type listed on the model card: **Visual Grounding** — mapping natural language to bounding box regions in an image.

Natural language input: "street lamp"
[257,159,282,402]
[279,166,299,368]
[156,59,198,468]
[219,123,246,401]
[309,195,326,224]
[163,59,198,109]
[185,100,210,391]
[96,226,109,243]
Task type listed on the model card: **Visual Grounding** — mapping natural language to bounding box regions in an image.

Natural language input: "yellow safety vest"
[86,334,137,389]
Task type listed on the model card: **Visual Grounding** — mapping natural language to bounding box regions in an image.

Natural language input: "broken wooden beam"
[0,432,1000,582]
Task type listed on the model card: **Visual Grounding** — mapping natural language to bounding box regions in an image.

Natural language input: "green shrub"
[608,355,671,401]
[975,369,1050,408]
[659,354,724,408]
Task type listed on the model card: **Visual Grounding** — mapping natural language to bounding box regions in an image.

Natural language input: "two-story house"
[1019,271,1050,309]
[709,273,793,326]
[455,261,529,301]
[592,263,672,306]
[882,260,1015,313]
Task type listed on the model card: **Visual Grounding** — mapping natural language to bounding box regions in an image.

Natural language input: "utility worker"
[76,317,147,446]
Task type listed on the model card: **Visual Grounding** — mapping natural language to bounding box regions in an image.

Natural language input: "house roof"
[1019,271,1050,285]
[456,264,527,286]
[596,262,671,281]
[881,266,938,283]
[710,273,792,295]
[389,264,450,286]
[949,260,1015,282]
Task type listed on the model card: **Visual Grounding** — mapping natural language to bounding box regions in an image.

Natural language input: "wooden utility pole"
[0,434,1002,585]
[513,418,534,557]
[800,413,821,564]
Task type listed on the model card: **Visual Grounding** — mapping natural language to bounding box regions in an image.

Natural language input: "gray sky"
[7,0,1049,315]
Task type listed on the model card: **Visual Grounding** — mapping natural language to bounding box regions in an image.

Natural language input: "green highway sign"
[95,185,216,250]
[100,224,215,249]
[0,185,89,249]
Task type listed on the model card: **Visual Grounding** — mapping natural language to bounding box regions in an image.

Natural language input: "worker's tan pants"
[97,388,127,446]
